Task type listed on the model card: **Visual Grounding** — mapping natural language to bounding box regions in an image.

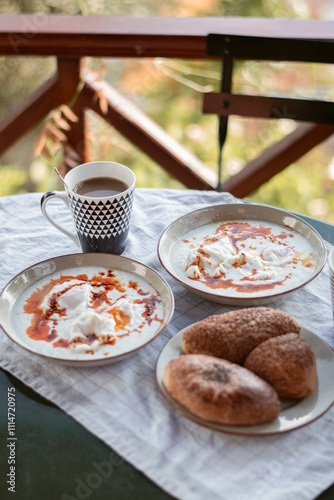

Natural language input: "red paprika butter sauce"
[187,222,315,294]
[23,271,163,350]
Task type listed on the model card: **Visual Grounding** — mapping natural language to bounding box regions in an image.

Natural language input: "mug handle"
[40,191,80,246]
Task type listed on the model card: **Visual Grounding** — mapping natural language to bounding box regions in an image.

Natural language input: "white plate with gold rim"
[156,325,334,435]
[157,203,326,306]
[0,253,174,366]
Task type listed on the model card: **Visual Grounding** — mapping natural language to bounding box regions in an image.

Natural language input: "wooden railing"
[0,15,334,195]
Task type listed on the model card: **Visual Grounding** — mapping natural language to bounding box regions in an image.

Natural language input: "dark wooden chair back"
[203,34,334,191]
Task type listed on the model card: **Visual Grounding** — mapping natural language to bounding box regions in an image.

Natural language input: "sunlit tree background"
[1,0,334,222]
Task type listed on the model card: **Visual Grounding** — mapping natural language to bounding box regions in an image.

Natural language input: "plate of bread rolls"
[156,307,334,435]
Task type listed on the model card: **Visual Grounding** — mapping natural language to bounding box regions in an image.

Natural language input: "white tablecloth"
[1,188,334,500]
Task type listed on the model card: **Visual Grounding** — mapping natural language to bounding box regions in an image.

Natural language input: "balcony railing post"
[56,58,82,102]
[63,81,91,172]
[56,57,91,171]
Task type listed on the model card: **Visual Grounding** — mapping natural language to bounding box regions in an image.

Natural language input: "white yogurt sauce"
[171,220,316,297]
[19,266,164,359]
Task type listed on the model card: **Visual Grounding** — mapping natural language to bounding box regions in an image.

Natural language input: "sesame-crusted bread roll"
[244,333,316,399]
[182,307,300,365]
[163,354,281,425]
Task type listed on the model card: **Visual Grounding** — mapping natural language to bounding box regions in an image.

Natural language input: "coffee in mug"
[41,161,136,255]
[74,176,129,197]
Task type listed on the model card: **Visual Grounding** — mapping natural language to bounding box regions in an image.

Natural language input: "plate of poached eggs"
[0,253,174,366]
[157,203,326,306]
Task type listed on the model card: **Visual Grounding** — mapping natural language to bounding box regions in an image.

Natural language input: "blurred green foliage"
[0,0,334,222]
[0,165,28,195]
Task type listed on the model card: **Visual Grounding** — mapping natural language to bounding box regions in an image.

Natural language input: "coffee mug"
[41,161,136,255]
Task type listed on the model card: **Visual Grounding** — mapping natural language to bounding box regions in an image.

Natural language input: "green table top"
[1,209,333,500]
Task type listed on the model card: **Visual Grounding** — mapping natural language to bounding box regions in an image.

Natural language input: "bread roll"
[244,333,316,399]
[182,307,300,365]
[163,354,281,425]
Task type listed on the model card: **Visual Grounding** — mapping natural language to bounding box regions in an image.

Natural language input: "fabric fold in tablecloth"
[1,188,334,500]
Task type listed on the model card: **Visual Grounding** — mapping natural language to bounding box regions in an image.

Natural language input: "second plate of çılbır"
[157,203,326,306]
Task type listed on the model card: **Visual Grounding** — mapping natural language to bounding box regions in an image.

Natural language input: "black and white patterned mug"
[41,161,136,255]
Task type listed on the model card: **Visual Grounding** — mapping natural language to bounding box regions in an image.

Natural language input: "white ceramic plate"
[157,203,326,306]
[156,325,334,435]
[0,253,174,366]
